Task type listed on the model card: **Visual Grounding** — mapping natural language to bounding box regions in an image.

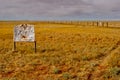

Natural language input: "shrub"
[62,73,71,79]
[53,68,61,74]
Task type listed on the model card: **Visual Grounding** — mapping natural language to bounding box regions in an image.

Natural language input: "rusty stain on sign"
[14,24,35,42]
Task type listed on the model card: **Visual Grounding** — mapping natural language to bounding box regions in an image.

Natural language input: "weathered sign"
[13,24,36,52]
[14,24,35,42]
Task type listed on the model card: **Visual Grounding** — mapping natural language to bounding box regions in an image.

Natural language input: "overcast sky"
[0,0,120,20]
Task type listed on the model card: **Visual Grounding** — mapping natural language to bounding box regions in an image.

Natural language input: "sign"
[14,24,35,42]
[13,24,36,52]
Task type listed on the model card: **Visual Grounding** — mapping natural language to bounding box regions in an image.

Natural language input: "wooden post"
[102,22,104,27]
[92,22,94,26]
[103,22,104,27]
[106,22,108,27]
[97,22,98,27]
[34,41,37,53]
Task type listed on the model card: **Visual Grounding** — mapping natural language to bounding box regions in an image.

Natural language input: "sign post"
[13,24,36,52]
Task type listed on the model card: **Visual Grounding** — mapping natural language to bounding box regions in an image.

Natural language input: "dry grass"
[0,21,120,80]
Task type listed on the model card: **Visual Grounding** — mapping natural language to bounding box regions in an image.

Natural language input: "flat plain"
[0,21,120,80]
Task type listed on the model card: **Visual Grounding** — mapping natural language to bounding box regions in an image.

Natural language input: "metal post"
[13,41,16,51]
[34,41,37,53]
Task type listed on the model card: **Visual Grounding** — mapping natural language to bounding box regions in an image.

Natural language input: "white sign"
[14,24,35,42]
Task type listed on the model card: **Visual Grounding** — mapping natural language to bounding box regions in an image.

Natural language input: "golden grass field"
[0,21,120,80]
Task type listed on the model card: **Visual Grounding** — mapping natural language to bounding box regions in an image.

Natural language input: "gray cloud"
[0,0,120,20]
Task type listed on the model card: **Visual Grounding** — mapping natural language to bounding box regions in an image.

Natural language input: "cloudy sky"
[0,0,120,20]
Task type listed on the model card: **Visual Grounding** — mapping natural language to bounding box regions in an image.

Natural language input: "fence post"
[97,22,99,27]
